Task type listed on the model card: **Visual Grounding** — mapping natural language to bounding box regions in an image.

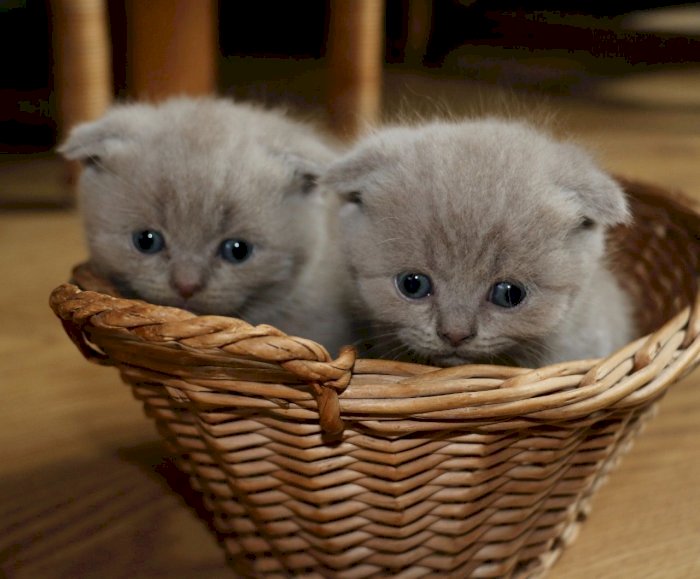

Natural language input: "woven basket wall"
[50,179,700,578]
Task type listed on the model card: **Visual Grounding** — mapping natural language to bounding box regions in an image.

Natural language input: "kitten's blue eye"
[220,239,252,263]
[132,230,165,254]
[490,281,526,308]
[395,272,432,299]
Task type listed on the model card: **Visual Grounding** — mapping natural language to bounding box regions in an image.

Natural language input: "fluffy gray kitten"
[321,118,635,367]
[60,97,351,354]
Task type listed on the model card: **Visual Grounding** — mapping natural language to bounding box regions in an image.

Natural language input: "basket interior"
[611,179,699,335]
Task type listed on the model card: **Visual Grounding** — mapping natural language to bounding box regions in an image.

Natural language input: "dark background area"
[2,0,700,153]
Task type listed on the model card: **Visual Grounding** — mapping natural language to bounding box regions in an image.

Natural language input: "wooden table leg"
[126,0,217,101]
[405,0,432,64]
[327,0,385,139]
[52,0,113,192]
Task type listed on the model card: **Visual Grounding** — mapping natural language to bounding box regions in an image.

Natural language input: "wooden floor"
[1,66,699,578]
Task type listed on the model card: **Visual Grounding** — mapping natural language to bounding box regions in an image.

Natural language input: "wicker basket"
[50,178,699,578]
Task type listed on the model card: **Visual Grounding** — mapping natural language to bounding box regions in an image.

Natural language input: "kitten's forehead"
[352,120,585,279]
[367,123,575,230]
[115,99,323,202]
[379,121,559,194]
[115,124,296,229]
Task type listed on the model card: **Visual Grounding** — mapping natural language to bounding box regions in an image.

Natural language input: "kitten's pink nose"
[438,330,476,347]
[173,280,202,299]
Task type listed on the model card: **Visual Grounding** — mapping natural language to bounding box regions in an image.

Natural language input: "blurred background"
[2,2,700,578]
[3,0,700,206]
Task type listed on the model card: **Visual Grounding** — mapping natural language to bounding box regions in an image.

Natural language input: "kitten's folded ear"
[263,149,326,196]
[292,168,320,195]
[57,105,152,168]
[557,143,631,227]
[319,147,388,207]
[277,153,326,196]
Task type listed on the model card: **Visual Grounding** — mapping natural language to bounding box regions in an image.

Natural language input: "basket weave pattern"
[51,180,699,578]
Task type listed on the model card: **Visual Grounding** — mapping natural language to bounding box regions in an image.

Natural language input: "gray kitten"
[321,118,635,367]
[59,97,351,354]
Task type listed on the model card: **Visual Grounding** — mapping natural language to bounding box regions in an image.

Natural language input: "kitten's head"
[321,119,630,365]
[60,98,336,316]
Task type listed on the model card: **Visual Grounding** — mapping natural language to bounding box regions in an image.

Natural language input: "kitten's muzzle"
[170,266,206,299]
[172,279,203,299]
[438,329,476,348]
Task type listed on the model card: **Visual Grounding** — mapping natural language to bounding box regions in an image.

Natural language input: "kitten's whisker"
[382,342,411,362]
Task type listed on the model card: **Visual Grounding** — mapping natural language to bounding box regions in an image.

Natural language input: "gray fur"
[321,118,635,367]
[60,97,352,354]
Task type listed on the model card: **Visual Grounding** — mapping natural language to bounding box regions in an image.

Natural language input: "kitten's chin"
[428,347,516,367]
[406,345,474,367]
[431,354,473,367]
